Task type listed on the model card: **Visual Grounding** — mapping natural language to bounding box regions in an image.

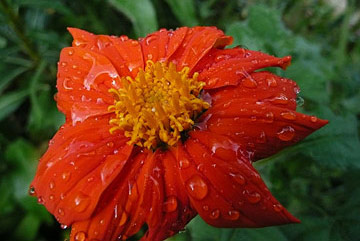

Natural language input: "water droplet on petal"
[179,158,190,169]
[58,208,65,216]
[209,209,220,219]
[73,193,91,212]
[62,172,71,182]
[277,126,295,141]
[281,111,297,120]
[49,195,54,200]
[37,196,44,204]
[163,196,178,212]
[63,77,73,90]
[271,94,288,105]
[310,116,318,123]
[229,173,246,185]
[49,181,55,190]
[264,112,274,123]
[202,205,209,211]
[267,77,278,87]
[185,175,208,200]
[60,224,68,229]
[28,186,36,196]
[227,210,240,220]
[245,190,261,204]
[256,131,267,143]
[273,204,283,212]
[68,50,74,56]
[74,231,86,241]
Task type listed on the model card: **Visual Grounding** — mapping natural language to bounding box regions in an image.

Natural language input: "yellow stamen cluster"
[108,60,209,149]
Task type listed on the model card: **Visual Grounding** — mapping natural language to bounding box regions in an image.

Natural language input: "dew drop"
[58,208,65,216]
[73,193,91,213]
[273,204,283,212]
[106,142,114,148]
[227,210,240,220]
[264,112,274,123]
[296,96,304,107]
[271,94,288,105]
[60,62,67,67]
[62,172,71,182]
[280,111,297,120]
[267,77,278,87]
[229,173,246,185]
[185,175,208,200]
[28,186,36,196]
[37,196,44,204]
[310,116,318,123]
[209,209,220,219]
[60,224,68,229]
[163,196,178,213]
[49,195,54,200]
[245,190,261,204]
[74,231,86,241]
[49,180,55,190]
[68,49,74,56]
[256,131,267,143]
[179,158,190,169]
[277,126,295,141]
[63,77,73,90]
[202,205,209,211]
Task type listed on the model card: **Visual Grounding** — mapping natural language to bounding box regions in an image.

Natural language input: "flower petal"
[174,132,299,228]
[67,28,144,77]
[57,46,121,123]
[68,150,195,241]
[195,48,291,89]
[30,116,133,225]
[169,27,233,71]
[140,27,187,63]
[199,72,328,160]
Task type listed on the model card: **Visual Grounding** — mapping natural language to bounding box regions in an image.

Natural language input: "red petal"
[140,27,187,63]
[174,133,299,228]
[56,46,121,123]
[68,150,195,241]
[208,71,299,111]
[194,48,291,89]
[67,28,144,77]
[30,116,133,225]
[169,27,233,71]
[200,72,328,160]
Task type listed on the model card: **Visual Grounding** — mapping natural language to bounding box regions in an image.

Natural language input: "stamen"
[108,60,209,149]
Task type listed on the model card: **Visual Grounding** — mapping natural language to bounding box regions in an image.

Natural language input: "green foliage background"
[0,0,359,240]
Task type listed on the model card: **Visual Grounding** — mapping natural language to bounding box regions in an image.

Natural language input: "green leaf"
[264,107,360,169]
[14,213,41,241]
[0,89,28,121]
[186,216,289,241]
[15,0,72,15]
[247,5,289,41]
[226,21,265,50]
[0,66,27,94]
[165,0,198,26]
[108,0,158,37]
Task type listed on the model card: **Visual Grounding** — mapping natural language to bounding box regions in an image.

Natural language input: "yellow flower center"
[108,60,209,149]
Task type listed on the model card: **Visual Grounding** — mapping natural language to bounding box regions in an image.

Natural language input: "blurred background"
[0,0,359,240]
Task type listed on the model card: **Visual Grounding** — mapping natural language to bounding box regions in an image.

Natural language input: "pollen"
[108,60,209,149]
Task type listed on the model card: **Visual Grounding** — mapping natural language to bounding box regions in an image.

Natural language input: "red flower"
[30,27,328,241]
